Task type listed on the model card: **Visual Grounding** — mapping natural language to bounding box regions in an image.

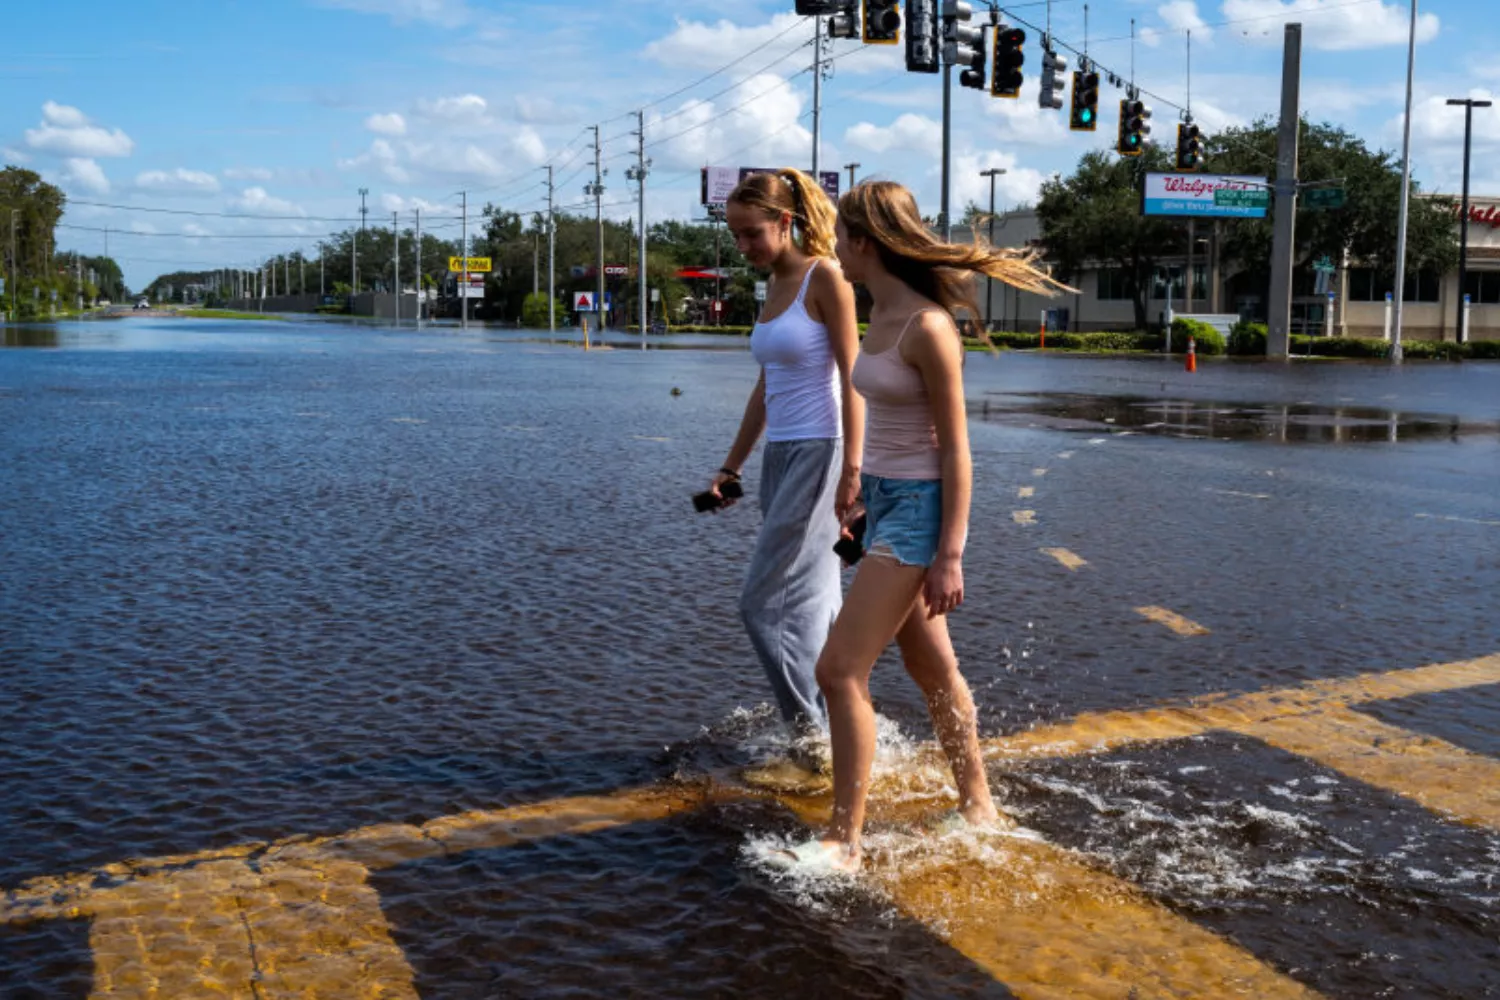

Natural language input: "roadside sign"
[650,288,660,302]
[1304,187,1347,212]
[603,265,629,277]
[1213,188,1271,210]
[754,281,767,303]
[448,256,492,273]
[573,291,595,312]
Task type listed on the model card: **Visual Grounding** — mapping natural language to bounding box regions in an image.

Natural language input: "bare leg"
[813,555,928,865]
[895,604,999,826]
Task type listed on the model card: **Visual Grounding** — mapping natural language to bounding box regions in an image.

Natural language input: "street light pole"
[980,168,1007,332]
[845,162,860,193]
[1447,97,1491,345]
[1391,0,1418,361]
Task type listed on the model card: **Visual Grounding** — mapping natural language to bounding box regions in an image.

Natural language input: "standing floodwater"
[1,318,1497,998]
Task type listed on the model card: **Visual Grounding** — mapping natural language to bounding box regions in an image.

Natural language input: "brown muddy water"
[1,320,1497,999]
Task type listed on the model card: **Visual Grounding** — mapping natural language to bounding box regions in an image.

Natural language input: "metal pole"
[414,209,422,329]
[593,125,605,336]
[1266,23,1302,359]
[1447,99,1490,343]
[636,109,649,346]
[845,162,860,191]
[1391,0,1418,361]
[980,168,1006,330]
[393,212,400,327]
[812,17,823,178]
[941,60,953,241]
[547,164,556,336]
[320,243,325,296]
[461,191,468,330]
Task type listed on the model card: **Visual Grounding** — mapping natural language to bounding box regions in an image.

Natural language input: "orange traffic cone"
[1185,335,1197,373]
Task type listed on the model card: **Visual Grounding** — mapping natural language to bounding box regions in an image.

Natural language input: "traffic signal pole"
[941,57,952,240]
[1266,23,1302,359]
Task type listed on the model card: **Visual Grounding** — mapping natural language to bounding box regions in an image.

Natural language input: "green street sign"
[1304,187,1347,211]
[1214,188,1270,209]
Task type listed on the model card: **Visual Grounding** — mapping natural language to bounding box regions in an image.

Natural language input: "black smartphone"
[692,479,742,513]
[833,512,867,565]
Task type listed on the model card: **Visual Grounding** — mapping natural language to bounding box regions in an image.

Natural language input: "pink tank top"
[851,310,943,480]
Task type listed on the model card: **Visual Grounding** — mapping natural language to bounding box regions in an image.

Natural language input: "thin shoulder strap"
[794,259,820,305]
[892,307,939,348]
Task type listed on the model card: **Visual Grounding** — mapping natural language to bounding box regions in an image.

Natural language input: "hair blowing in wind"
[838,180,1074,320]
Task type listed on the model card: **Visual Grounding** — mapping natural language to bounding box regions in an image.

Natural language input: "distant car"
[135,299,149,310]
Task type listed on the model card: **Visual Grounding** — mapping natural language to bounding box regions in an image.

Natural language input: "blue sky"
[4,0,1497,289]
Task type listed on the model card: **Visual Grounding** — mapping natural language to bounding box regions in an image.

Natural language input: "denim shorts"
[860,473,943,568]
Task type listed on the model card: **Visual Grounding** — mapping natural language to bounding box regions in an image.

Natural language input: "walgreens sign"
[1143,173,1269,219]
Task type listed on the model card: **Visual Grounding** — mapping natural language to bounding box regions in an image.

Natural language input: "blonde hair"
[837,180,1072,322]
[726,168,837,259]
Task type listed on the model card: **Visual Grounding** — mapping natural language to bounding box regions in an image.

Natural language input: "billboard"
[701,166,841,206]
[1143,173,1269,219]
[448,256,492,273]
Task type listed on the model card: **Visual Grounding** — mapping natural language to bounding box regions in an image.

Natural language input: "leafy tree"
[1037,146,1185,329]
[521,292,564,328]
[1207,118,1457,292]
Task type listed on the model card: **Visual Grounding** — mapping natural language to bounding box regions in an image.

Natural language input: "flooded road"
[1,319,1497,998]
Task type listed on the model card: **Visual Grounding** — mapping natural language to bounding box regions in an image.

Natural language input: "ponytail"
[726,168,838,259]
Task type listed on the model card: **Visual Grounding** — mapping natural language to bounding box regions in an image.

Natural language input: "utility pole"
[461,191,469,330]
[299,254,304,296]
[7,209,16,323]
[845,162,860,192]
[1391,0,1418,361]
[627,109,651,345]
[980,167,1006,331]
[414,209,422,329]
[812,17,824,178]
[547,164,556,336]
[357,187,368,295]
[940,46,953,239]
[393,211,401,327]
[587,124,605,340]
[320,242,325,296]
[1266,23,1302,359]
[1447,97,1491,344]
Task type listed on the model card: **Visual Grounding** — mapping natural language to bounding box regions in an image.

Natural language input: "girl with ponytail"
[769,180,1069,873]
[702,168,863,749]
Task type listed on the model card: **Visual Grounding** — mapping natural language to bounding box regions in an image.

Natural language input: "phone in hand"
[692,479,743,513]
[833,512,867,565]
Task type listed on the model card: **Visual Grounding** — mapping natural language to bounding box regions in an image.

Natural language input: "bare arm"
[811,263,866,519]
[906,314,971,615]
[719,371,767,477]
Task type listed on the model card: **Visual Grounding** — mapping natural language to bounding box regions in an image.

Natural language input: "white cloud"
[365,112,407,135]
[136,168,221,195]
[1218,0,1438,51]
[649,73,810,172]
[224,166,274,181]
[1,147,29,165]
[379,192,446,213]
[414,94,488,123]
[845,114,943,154]
[953,152,1047,212]
[338,139,411,183]
[182,223,213,238]
[228,187,306,216]
[317,0,471,28]
[129,221,159,235]
[61,158,111,194]
[24,102,134,158]
[645,13,808,71]
[1161,1,1212,41]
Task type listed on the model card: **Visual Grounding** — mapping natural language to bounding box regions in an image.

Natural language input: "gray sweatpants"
[740,438,843,730]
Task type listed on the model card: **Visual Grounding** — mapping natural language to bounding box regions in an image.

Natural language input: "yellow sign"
[448,256,492,273]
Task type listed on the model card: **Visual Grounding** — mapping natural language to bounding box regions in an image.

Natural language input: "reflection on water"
[973,390,1494,444]
[3,326,61,348]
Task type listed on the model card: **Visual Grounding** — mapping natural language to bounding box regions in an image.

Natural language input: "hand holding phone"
[692,476,743,513]
[833,510,867,566]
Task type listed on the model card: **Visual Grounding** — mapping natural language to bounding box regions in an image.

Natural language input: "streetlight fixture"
[844,162,861,192]
[1446,97,1492,344]
[980,167,1007,332]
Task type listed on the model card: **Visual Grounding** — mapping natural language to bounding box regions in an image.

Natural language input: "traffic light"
[1176,121,1205,171]
[795,0,846,13]
[828,1,859,39]
[941,1,982,80]
[1038,45,1066,110]
[863,0,899,43]
[904,0,939,73]
[1117,97,1152,156]
[991,24,1024,98]
[1069,70,1099,131]
[958,25,987,90]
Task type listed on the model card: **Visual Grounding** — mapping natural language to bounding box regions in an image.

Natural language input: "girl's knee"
[815,652,868,698]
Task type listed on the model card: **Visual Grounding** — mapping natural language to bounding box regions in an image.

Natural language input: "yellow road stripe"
[1041,547,1088,571]
[1017,486,1035,498]
[1135,605,1212,636]
[1032,468,1048,477]
[1012,510,1037,525]
[876,839,1324,1000]
[1242,706,1500,828]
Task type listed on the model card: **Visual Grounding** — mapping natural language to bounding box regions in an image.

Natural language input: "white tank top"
[750,260,841,443]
